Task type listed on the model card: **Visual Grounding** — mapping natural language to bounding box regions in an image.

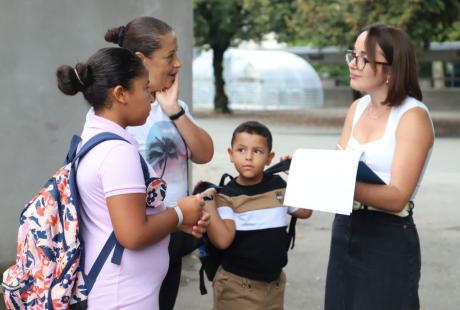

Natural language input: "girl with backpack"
[104,16,214,310]
[57,47,208,309]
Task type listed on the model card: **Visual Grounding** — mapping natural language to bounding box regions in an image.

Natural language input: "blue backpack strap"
[84,232,118,293]
[73,132,128,162]
[68,132,129,294]
[69,131,128,216]
[111,241,124,265]
[138,154,151,183]
[65,135,82,164]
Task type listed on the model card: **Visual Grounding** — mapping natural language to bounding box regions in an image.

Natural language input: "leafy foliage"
[194,0,294,49]
[193,0,460,112]
[285,0,460,48]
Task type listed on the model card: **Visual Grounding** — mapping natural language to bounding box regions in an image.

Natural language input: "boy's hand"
[179,211,210,238]
[192,211,210,238]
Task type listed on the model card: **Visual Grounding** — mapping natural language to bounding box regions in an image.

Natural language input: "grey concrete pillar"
[0,0,192,265]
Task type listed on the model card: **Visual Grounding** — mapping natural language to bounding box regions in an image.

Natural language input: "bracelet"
[168,106,185,121]
[173,205,183,226]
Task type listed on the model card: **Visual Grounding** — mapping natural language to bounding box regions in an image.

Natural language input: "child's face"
[123,74,153,126]
[228,132,274,185]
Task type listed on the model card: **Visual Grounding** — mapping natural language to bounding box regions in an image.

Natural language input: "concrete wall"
[0,0,192,265]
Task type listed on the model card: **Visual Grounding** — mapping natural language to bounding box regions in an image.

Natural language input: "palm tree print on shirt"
[147,136,179,178]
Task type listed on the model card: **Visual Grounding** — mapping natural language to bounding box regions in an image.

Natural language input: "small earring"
[386,79,389,85]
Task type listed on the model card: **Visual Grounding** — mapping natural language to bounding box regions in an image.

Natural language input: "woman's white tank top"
[346,95,433,200]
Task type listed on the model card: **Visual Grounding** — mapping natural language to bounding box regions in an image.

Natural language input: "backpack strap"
[264,158,291,175]
[265,159,296,250]
[138,153,152,184]
[265,158,297,249]
[65,135,82,164]
[195,175,226,295]
[77,133,151,184]
[73,132,129,163]
[82,231,124,293]
[215,159,291,188]
[199,260,208,295]
[219,173,234,187]
[69,132,130,218]
[69,132,142,295]
[287,216,297,250]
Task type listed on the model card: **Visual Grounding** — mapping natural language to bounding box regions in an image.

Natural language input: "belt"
[352,201,414,218]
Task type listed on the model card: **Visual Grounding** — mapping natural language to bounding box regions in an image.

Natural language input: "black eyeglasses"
[345,50,390,70]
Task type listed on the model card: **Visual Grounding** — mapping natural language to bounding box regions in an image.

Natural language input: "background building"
[193,49,324,109]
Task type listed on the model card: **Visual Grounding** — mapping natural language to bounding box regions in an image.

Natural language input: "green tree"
[286,0,460,49]
[281,0,460,99]
[194,0,460,112]
[194,0,295,113]
[445,20,460,41]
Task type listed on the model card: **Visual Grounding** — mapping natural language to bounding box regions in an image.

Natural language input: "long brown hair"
[364,23,422,106]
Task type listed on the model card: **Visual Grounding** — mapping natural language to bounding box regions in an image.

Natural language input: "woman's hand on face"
[155,73,180,116]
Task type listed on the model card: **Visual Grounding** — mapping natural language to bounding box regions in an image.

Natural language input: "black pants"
[325,210,421,310]
[159,231,202,310]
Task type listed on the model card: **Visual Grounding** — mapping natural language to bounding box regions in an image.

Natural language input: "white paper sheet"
[284,149,362,215]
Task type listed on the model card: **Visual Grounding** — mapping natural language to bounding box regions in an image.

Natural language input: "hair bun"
[104,26,125,46]
[75,63,92,86]
[56,62,92,96]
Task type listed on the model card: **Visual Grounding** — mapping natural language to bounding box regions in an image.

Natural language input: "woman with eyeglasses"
[325,23,434,310]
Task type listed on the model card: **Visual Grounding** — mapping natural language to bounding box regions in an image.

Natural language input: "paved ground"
[173,111,460,310]
[1,109,458,310]
[194,107,460,137]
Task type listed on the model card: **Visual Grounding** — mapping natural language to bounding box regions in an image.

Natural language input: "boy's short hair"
[231,121,273,151]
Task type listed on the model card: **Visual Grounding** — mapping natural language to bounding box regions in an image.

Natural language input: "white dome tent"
[193,48,324,110]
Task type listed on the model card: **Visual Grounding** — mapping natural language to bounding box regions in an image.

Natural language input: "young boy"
[203,121,312,310]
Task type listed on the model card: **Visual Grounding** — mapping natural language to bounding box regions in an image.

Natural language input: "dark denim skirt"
[325,210,421,310]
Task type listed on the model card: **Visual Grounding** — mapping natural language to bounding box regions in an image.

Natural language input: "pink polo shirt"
[77,114,170,309]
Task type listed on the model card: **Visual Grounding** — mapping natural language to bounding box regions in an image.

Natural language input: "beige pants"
[212,267,286,310]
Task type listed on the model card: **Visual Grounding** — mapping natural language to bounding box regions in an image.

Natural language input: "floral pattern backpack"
[1,132,166,309]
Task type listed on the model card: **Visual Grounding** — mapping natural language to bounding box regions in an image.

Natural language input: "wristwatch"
[168,106,185,121]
